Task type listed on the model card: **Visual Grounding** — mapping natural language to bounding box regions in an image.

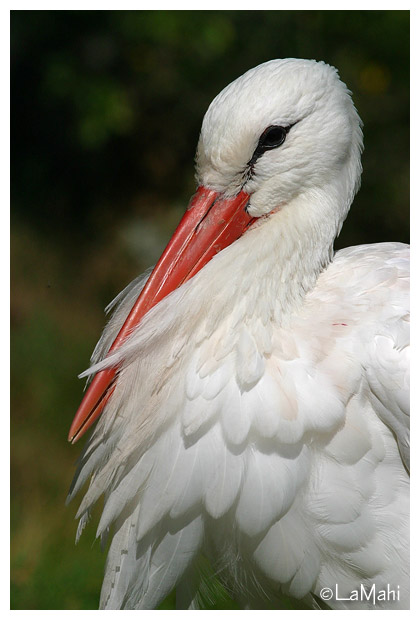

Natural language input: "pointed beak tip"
[67,425,79,444]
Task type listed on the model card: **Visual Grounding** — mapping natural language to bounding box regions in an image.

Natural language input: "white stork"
[67,59,409,610]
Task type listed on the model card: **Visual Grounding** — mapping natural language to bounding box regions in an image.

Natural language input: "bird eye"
[247,124,293,168]
[259,125,287,150]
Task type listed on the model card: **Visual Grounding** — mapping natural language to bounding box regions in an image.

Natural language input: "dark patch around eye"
[247,123,295,168]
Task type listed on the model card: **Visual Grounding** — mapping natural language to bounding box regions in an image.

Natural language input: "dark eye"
[247,123,293,167]
[259,125,287,150]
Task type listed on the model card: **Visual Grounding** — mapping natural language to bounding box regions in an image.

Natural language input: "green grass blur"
[11,10,409,609]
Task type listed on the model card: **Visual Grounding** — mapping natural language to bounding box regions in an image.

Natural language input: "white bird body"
[68,59,409,610]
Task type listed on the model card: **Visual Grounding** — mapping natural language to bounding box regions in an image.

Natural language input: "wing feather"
[69,243,409,609]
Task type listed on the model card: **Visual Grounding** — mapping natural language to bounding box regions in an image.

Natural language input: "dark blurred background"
[11,10,409,609]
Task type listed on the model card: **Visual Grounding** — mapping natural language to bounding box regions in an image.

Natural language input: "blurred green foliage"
[11,10,409,610]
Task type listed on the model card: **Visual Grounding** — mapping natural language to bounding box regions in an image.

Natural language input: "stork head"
[69,59,363,443]
[197,58,363,218]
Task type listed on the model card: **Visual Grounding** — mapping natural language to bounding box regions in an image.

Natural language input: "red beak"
[68,186,254,443]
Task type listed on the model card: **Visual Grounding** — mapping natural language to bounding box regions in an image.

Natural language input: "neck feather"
[195,180,347,331]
